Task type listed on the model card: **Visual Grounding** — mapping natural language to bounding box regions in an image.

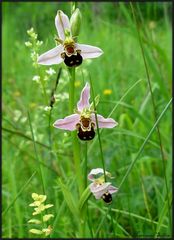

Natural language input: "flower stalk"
[89,77,107,181]
[68,67,84,196]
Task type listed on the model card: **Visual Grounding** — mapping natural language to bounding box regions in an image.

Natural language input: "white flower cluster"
[54,92,69,102]
[25,28,43,68]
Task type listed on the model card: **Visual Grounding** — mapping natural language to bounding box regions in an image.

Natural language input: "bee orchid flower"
[38,10,103,67]
[88,168,118,204]
[53,82,118,141]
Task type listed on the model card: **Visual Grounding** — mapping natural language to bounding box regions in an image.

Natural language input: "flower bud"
[70,8,82,39]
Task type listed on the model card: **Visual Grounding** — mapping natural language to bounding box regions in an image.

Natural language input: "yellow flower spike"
[29,229,43,235]
[28,219,41,224]
[43,214,54,222]
[42,225,52,236]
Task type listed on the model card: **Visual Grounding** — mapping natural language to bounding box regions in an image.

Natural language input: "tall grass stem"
[130,2,171,229]
[27,111,46,195]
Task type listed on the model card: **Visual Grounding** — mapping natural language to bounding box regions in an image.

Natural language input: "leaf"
[57,178,79,219]
[90,94,100,111]
[78,186,91,211]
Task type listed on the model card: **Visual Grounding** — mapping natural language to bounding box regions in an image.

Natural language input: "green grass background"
[2,2,172,238]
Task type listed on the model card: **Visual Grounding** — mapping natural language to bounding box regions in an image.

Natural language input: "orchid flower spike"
[88,168,118,204]
[53,82,118,141]
[38,10,103,67]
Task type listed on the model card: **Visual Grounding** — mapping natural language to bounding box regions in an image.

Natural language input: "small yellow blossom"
[29,229,43,235]
[149,21,156,30]
[27,27,34,35]
[44,204,54,209]
[32,75,40,82]
[29,102,37,109]
[36,40,43,46]
[42,225,52,236]
[43,214,54,222]
[25,41,32,47]
[33,204,54,215]
[103,89,112,95]
[44,106,52,112]
[28,219,41,224]
[75,80,81,87]
[29,201,42,207]
[32,193,47,202]
[13,91,21,97]
[46,68,56,76]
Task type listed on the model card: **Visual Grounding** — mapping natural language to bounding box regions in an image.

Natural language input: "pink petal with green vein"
[53,114,80,131]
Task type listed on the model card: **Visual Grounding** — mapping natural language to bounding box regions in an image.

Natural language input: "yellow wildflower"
[43,214,54,222]
[28,219,41,224]
[13,91,21,97]
[29,229,43,235]
[103,89,112,95]
[75,80,81,87]
[42,225,52,236]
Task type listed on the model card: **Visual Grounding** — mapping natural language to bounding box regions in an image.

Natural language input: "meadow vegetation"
[2,2,172,238]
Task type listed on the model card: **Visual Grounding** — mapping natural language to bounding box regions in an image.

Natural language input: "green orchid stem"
[68,67,83,195]
[68,67,84,237]
[89,76,107,182]
[81,142,88,237]
[84,142,88,188]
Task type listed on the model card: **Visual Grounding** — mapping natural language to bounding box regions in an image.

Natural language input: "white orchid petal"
[53,114,80,131]
[77,82,90,111]
[88,168,110,181]
[55,10,71,40]
[76,43,103,59]
[91,114,118,129]
[38,45,64,65]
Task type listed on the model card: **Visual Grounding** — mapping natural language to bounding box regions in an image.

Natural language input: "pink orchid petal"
[88,168,109,181]
[38,45,64,65]
[75,43,103,59]
[89,182,111,193]
[108,185,118,194]
[55,10,71,40]
[91,113,118,129]
[53,114,80,131]
[77,82,90,111]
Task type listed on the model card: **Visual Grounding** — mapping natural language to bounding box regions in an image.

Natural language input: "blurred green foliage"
[2,2,172,238]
